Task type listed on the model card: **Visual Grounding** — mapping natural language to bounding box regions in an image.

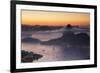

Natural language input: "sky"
[21,10,90,26]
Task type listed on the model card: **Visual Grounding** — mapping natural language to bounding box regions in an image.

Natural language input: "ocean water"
[22,43,90,62]
[21,28,90,62]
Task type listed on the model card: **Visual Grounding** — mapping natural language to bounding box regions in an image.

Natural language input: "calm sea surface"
[21,28,90,62]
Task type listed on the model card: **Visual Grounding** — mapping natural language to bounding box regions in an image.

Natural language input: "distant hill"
[22,30,89,46]
[21,24,89,46]
[41,32,89,46]
[22,25,63,31]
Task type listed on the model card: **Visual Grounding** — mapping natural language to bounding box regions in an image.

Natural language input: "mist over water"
[31,32,63,41]
[21,26,90,62]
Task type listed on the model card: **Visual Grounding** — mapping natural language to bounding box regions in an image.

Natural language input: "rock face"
[21,50,43,63]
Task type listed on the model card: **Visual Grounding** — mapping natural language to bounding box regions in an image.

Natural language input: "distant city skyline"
[21,10,90,26]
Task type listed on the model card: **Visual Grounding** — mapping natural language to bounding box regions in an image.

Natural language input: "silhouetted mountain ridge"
[41,32,89,46]
[22,24,89,46]
[22,25,63,31]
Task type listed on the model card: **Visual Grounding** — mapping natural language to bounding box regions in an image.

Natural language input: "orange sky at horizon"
[21,10,90,26]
